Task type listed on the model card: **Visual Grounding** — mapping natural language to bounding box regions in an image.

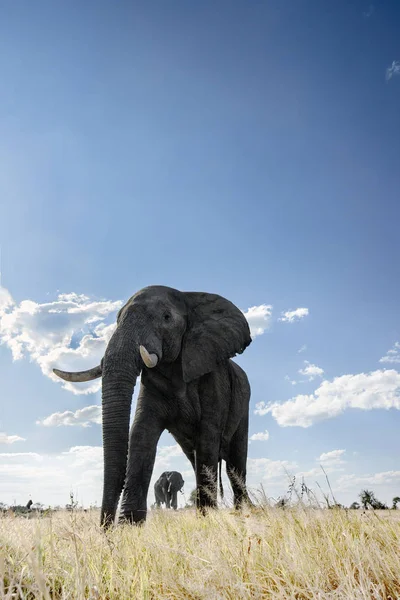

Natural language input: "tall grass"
[1,505,400,599]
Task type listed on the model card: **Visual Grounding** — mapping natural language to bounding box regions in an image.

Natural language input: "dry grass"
[1,507,400,599]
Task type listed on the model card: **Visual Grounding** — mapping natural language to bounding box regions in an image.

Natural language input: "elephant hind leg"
[226,413,252,509]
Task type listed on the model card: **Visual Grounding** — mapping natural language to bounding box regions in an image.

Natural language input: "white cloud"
[279,308,309,323]
[262,369,400,428]
[298,361,324,381]
[0,286,121,395]
[254,401,271,416]
[0,432,26,444]
[318,449,346,466]
[337,471,400,490]
[37,405,101,428]
[62,445,103,467]
[249,430,269,441]
[243,304,273,338]
[379,342,400,364]
[155,444,184,469]
[295,450,347,480]
[0,452,42,460]
[386,60,400,81]
[297,345,307,354]
[247,458,298,480]
[0,446,103,506]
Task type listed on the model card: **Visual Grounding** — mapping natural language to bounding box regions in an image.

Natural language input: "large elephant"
[154,471,184,510]
[53,285,252,527]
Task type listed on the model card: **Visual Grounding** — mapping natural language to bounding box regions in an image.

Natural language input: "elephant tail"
[218,458,224,499]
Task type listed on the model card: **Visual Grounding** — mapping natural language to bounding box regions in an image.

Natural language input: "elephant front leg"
[195,432,219,513]
[119,396,164,524]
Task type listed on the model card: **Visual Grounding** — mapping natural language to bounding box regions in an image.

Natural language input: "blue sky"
[1,0,400,509]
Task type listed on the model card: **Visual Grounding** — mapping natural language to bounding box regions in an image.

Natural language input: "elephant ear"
[181,292,252,383]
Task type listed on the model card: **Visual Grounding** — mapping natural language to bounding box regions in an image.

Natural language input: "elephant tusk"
[139,345,158,369]
[53,365,102,382]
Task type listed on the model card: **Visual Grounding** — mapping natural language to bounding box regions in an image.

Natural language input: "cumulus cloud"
[279,308,309,323]
[254,401,271,416]
[379,342,400,364]
[259,369,400,428]
[298,361,324,381]
[296,450,347,480]
[386,60,400,81]
[249,430,270,441]
[247,457,298,480]
[0,452,42,460]
[297,345,307,354]
[0,286,121,395]
[155,444,185,468]
[37,405,101,427]
[0,432,25,444]
[0,446,103,506]
[243,304,272,338]
[62,445,103,467]
[337,471,400,489]
[318,449,346,466]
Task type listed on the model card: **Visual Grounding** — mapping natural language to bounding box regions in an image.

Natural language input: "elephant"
[53,285,252,528]
[154,471,184,510]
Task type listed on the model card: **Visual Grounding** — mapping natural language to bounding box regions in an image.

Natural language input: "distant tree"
[349,502,360,510]
[12,505,30,514]
[359,489,376,510]
[392,496,400,510]
[371,499,388,510]
[359,489,388,510]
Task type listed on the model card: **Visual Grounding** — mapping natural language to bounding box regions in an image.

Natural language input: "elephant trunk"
[100,334,142,528]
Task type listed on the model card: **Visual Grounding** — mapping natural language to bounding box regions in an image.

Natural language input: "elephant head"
[53,285,251,527]
[167,471,184,494]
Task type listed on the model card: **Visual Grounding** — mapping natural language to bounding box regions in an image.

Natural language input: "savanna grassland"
[1,506,400,600]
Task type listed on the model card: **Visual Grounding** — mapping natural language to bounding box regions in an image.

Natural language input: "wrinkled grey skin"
[154,471,184,510]
[53,285,252,528]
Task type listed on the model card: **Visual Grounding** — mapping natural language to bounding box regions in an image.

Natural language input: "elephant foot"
[196,503,216,517]
[118,508,147,525]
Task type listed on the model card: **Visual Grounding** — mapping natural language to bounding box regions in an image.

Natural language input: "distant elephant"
[53,285,252,528]
[154,471,185,510]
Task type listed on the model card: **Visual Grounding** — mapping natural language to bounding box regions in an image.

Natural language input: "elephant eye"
[163,313,171,322]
